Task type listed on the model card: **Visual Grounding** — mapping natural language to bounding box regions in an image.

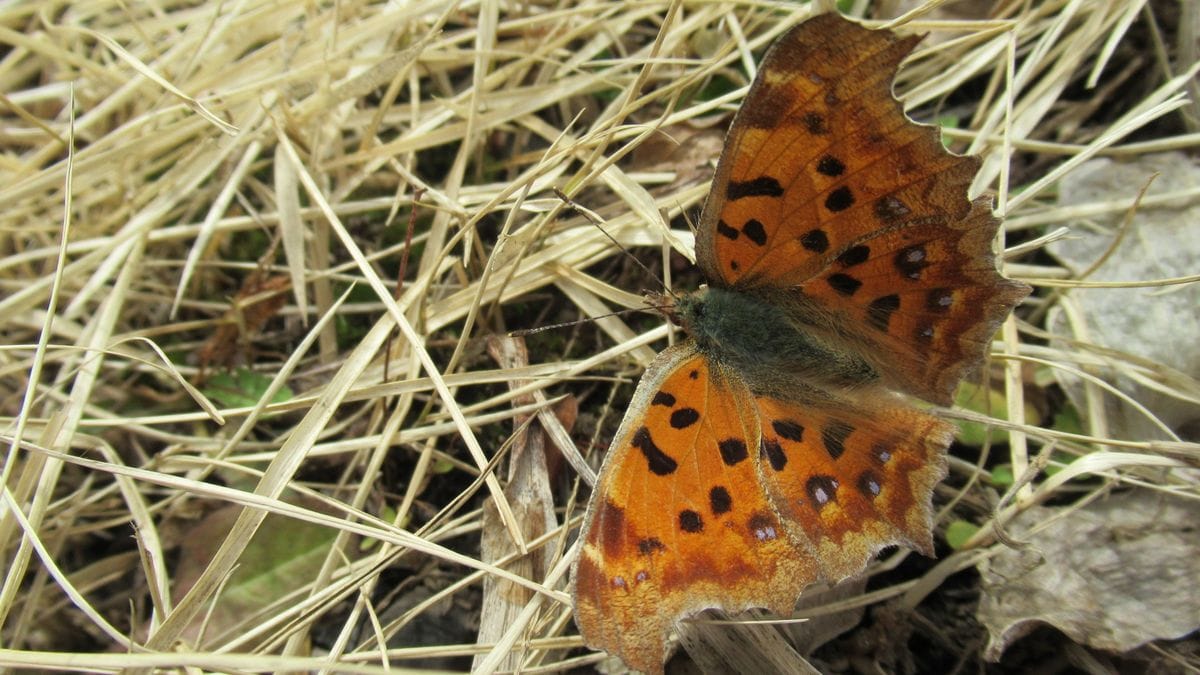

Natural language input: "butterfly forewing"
[695,13,927,287]
[696,14,1028,404]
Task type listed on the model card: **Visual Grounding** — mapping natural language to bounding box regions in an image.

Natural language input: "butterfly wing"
[572,342,818,675]
[695,13,1028,405]
[793,199,1029,404]
[694,12,927,286]
[572,341,954,672]
[575,13,1030,673]
[751,392,951,581]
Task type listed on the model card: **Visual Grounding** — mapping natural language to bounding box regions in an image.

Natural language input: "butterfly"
[570,12,1029,674]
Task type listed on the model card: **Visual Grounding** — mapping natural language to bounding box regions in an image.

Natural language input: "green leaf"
[223,514,337,606]
[202,368,293,408]
[953,380,1037,446]
[945,520,980,550]
[360,505,402,551]
[938,113,961,149]
[990,464,1014,487]
[1052,403,1084,436]
[174,501,346,642]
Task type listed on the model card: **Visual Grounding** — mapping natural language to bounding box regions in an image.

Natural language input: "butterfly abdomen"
[677,287,876,392]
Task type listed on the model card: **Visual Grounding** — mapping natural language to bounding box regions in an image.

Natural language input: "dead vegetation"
[1,0,1197,672]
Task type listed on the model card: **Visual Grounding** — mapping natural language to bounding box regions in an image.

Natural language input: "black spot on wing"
[670,407,700,429]
[742,219,767,246]
[827,273,862,296]
[718,438,748,466]
[803,112,827,135]
[837,245,870,267]
[727,176,784,201]
[926,289,954,312]
[816,155,845,176]
[875,195,911,223]
[821,421,854,460]
[651,391,675,407]
[772,419,804,441]
[824,186,854,212]
[679,509,703,533]
[806,475,839,508]
[638,537,666,555]
[748,512,780,541]
[632,427,677,475]
[761,438,787,471]
[915,323,935,343]
[800,229,829,253]
[867,294,901,331]
[717,219,739,240]
[856,471,883,499]
[896,245,929,280]
[709,486,732,515]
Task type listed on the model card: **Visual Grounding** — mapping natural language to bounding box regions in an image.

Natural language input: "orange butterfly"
[571,13,1029,674]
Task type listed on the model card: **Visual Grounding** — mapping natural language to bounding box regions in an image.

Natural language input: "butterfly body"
[572,13,1029,675]
[676,287,878,396]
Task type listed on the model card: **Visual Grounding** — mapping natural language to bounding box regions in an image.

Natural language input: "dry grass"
[1,0,1197,672]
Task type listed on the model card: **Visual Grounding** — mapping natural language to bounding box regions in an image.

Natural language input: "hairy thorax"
[674,286,877,395]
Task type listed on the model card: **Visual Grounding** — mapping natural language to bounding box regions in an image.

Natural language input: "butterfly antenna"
[553,188,679,300]
[679,205,698,237]
[509,306,660,337]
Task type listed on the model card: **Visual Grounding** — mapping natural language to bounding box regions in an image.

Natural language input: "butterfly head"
[644,286,722,337]
[668,286,762,356]
[644,286,750,356]
[642,288,686,327]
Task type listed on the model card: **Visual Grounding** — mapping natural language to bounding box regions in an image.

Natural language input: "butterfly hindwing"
[796,198,1030,404]
[752,393,951,581]
[573,343,818,674]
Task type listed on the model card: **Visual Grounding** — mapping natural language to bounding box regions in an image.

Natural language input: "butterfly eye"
[659,306,685,328]
[671,295,703,329]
